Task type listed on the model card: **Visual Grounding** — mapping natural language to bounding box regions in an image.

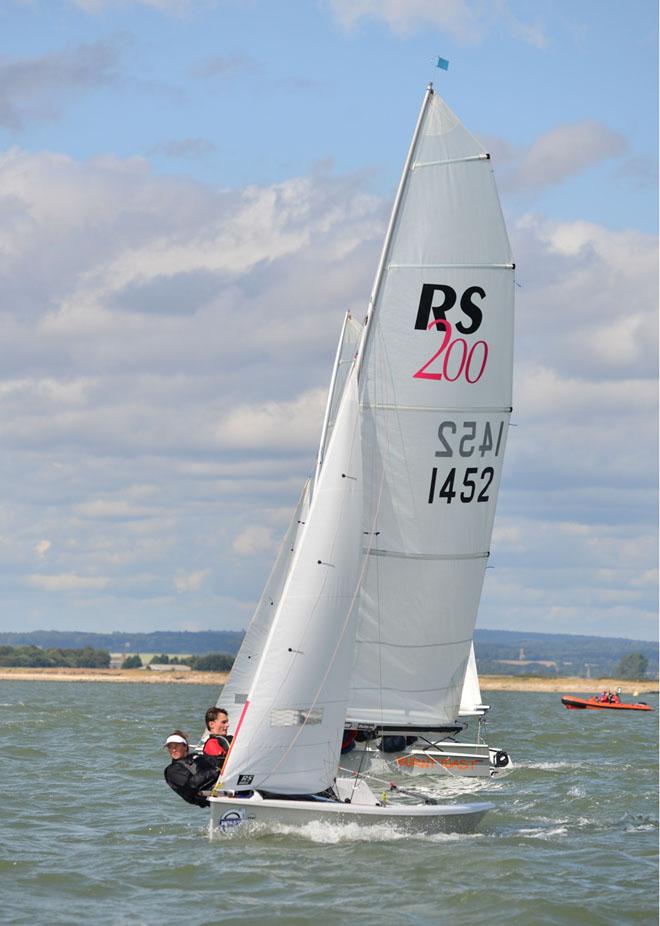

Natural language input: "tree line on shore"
[0,629,244,655]
[1,629,656,678]
[0,642,652,680]
[0,645,235,672]
[123,651,649,677]
[122,653,234,672]
[0,644,112,668]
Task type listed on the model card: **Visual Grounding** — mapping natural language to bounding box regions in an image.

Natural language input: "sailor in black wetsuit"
[163,731,222,808]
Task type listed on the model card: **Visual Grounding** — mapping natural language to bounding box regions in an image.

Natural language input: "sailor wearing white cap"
[163,729,222,808]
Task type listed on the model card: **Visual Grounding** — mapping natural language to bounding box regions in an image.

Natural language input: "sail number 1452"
[428,419,504,505]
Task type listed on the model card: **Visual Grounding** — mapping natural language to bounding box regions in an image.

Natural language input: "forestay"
[314,312,363,493]
[219,373,363,794]
[348,87,514,728]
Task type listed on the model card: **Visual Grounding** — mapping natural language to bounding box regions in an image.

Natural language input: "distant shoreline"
[0,666,656,694]
[0,667,229,685]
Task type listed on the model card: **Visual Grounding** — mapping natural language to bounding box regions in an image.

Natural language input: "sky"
[0,0,657,641]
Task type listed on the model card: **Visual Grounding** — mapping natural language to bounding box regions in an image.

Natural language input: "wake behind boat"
[561,695,653,712]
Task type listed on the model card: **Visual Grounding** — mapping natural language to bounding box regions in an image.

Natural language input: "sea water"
[0,681,657,925]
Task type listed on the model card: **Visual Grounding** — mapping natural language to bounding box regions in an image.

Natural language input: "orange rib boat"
[561,695,653,712]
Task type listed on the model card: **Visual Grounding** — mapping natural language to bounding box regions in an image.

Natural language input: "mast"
[355,83,434,377]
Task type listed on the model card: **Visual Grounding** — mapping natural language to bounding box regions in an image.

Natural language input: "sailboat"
[456,644,513,776]
[340,642,513,778]
[208,83,513,834]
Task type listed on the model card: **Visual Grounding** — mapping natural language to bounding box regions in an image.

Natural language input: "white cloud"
[0,145,655,639]
[70,0,196,12]
[26,573,110,591]
[34,539,51,558]
[493,122,627,195]
[74,499,156,519]
[514,366,656,425]
[516,121,626,190]
[214,389,326,451]
[0,42,119,130]
[630,569,659,589]
[193,54,254,78]
[0,149,380,463]
[232,525,277,556]
[482,513,658,640]
[328,0,546,46]
[146,138,216,159]
[512,215,658,380]
[174,569,210,593]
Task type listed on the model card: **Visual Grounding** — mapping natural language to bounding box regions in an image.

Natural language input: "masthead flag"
[436,56,450,70]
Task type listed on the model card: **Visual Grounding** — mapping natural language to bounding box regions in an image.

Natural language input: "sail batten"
[361,403,512,412]
[389,262,514,269]
[364,549,489,561]
[413,153,490,168]
[353,684,463,693]
[356,639,473,649]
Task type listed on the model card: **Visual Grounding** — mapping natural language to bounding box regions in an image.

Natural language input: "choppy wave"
[0,682,656,926]
[525,760,583,770]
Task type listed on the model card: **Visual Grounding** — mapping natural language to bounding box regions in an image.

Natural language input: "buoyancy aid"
[341,730,357,754]
[203,733,232,758]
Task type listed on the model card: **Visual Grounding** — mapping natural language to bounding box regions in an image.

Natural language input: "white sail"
[313,312,363,493]
[220,372,363,794]
[219,312,363,722]
[218,480,311,716]
[458,643,488,716]
[348,88,514,727]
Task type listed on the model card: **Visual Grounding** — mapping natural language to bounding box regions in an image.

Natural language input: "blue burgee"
[436,56,449,71]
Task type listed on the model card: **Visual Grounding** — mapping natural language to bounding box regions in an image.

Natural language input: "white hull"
[341,743,513,779]
[209,790,493,837]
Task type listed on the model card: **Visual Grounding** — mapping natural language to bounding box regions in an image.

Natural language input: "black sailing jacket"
[164,752,221,808]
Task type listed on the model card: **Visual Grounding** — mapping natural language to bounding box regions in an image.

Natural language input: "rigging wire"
[338,765,440,805]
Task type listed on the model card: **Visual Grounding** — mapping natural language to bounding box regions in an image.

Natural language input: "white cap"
[164,734,188,747]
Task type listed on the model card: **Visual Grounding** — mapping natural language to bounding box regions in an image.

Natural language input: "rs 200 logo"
[413,284,488,384]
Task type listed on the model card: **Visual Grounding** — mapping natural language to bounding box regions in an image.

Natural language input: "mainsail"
[348,86,514,728]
